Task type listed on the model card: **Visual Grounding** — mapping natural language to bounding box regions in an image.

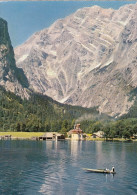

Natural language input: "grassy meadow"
[0,132,45,139]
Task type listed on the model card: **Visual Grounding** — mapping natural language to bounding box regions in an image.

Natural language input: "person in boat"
[111,166,115,172]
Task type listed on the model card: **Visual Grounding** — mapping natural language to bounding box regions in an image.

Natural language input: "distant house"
[0,135,12,140]
[131,134,137,139]
[39,132,54,140]
[68,124,83,141]
[92,131,104,138]
[39,132,65,140]
[55,133,65,140]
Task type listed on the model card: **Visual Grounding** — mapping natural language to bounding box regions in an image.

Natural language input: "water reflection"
[93,141,128,171]
[95,141,103,167]
[0,140,137,195]
[39,141,68,194]
[39,141,84,194]
[70,141,82,160]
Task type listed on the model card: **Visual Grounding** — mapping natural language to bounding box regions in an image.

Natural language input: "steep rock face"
[15,3,137,116]
[0,18,29,98]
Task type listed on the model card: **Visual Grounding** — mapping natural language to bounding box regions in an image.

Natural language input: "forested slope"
[0,86,102,132]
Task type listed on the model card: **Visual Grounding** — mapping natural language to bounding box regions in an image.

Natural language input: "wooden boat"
[83,168,116,174]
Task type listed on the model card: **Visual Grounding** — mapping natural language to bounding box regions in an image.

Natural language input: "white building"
[68,124,83,141]
[92,131,105,138]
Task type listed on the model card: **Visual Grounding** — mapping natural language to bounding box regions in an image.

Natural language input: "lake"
[0,140,137,195]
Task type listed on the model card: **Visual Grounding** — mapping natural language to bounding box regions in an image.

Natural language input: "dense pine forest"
[0,86,101,133]
[0,86,137,138]
[81,98,137,138]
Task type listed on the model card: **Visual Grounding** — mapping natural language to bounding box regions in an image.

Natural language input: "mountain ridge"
[0,17,30,99]
[15,3,137,116]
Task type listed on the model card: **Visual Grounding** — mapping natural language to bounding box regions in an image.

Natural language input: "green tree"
[16,123,21,132]
[122,130,130,139]
[61,120,69,131]
[92,121,103,133]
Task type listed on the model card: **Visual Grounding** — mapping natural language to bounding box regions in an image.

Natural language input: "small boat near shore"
[83,168,116,174]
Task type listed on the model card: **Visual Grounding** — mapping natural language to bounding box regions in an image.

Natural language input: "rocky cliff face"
[15,3,137,116]
[0,18,29,98]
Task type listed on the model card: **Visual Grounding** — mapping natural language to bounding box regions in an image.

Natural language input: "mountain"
[0,17,29,98]
[15,3,137,117]
[0,16,111,133]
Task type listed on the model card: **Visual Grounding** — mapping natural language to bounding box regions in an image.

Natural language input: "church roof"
[68,128,83,134]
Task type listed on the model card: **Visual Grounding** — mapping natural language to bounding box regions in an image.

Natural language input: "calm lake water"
[0,140,137,195]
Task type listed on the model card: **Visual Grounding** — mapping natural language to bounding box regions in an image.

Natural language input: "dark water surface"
[0,140,137,195]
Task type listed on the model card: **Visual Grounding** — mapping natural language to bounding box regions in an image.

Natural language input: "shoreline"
[0,132,137,142]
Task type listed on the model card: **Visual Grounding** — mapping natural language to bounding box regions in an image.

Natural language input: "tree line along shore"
[0,117,137,140]
[0,87,137,140]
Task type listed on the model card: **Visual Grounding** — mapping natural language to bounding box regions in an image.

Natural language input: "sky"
[0,1,136,47]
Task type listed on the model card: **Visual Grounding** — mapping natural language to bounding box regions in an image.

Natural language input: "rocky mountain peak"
[0,17,29,98]
[15,3,137,116]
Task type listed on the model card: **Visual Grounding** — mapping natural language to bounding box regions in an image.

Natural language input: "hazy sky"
[0,1,136,47]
